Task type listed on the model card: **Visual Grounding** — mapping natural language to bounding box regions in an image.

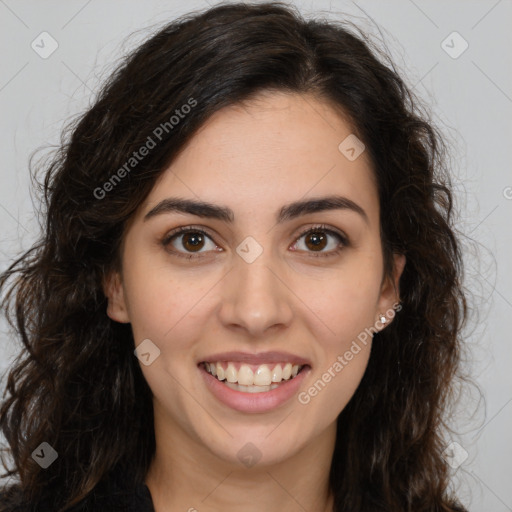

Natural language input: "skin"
[104,91,405,512]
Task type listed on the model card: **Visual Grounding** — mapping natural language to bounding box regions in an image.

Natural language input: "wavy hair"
[1,2,469,511]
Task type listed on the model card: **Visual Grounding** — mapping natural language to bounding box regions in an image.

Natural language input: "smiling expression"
[104,90,404,467]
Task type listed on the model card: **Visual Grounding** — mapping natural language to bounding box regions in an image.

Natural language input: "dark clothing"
[69,481,155,512]
[1,479,469,511]
[0,480,155,511]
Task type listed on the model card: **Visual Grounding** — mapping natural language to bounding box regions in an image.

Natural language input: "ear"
[376,253,406,329]
[103,270,130,323]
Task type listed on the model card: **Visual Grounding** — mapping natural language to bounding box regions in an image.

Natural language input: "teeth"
[271,364,282,382]
[224,382,280,393]
[225,363,237,383]
[282,363,292,380]
[254,365,272,386]
[237,364,254,386]
[203,361,303,386]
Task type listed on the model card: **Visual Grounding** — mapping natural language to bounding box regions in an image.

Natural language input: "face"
[104,91,404,468]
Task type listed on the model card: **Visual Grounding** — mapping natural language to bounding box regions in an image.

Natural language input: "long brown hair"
[1,2,469,510]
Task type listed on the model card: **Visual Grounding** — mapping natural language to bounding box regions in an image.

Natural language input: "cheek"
[124,265,211,404]
[315,345,371,415]
[293,255,383,345]
[121,249,210,349]
[297,277,376,417]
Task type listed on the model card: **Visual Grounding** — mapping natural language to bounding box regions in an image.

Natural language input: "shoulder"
[0,480,154,512]
[68,482,154,512]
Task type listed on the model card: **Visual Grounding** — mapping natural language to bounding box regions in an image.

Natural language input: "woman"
[0,2,469,511]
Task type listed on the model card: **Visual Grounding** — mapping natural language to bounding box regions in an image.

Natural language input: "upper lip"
[199,351,311,366]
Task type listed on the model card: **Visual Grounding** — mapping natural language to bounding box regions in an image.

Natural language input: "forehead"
[142,92,378,225]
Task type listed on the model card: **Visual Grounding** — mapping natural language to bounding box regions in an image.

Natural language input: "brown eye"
[162,227,220,259]
[291,225,348,258]
[181,232,206,252]
[303,231,328,251]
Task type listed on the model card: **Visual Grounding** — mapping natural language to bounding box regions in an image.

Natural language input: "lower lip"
[199,364,311,413]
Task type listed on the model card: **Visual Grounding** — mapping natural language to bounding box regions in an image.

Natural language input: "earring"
[379,314,387,324]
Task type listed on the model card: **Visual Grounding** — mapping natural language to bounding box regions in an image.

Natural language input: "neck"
[145,407,336,512]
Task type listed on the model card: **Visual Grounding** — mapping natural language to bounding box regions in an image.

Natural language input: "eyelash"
[161,224,348,260]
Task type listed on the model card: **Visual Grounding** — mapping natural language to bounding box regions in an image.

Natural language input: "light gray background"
[0,1,511,511]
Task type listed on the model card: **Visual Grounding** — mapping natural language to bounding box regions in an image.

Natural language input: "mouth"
[198,360,312,413]
[199,361,309,393]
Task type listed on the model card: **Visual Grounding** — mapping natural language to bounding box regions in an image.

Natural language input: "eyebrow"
[144,195,369,225]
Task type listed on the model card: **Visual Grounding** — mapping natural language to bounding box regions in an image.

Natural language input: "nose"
[218,251,294,338]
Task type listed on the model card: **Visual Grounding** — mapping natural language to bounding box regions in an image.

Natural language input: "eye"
[161,223,348,260]
[162,226,220,260]
[290,224,348,258]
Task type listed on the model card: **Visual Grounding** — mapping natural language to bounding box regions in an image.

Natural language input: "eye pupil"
[183,232,204,251]
[305,232,327,251]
